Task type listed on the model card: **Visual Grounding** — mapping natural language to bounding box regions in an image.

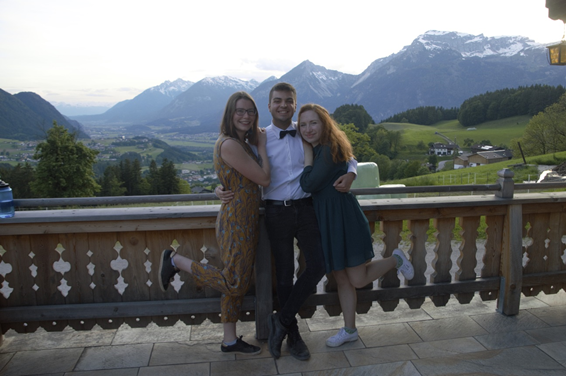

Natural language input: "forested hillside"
[458,85,565,127]
[383,85,564,127]
[0,89,88,140]
[382,106,458,125]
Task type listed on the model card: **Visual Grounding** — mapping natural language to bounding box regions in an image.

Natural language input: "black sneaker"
[267,313,288,359]
[159,249,178,292]
[287,324,310,361]
[221,336,261,355]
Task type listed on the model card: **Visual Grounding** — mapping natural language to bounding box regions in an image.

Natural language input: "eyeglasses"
[235,108,257,116]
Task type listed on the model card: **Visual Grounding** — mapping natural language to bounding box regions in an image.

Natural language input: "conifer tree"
[99,165,126,196]
[159,158,180,194]
[146,159,161,194]
[333,104,374,133]
[31,122,100,198]
[0,162,36,198]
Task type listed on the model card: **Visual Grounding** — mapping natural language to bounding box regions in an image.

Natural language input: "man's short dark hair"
[269,82,297,103]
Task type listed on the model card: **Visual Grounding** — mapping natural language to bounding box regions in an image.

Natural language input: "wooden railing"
[0,169,565,342]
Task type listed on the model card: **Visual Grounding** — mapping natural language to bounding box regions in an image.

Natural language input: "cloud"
[254,58,299,73]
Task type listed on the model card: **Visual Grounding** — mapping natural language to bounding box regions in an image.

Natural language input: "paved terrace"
[0,291,564,376]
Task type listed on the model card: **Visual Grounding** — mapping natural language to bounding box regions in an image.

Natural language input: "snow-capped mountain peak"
[416,30,542,58]
[199,76,259,91]
[150,78,194,98]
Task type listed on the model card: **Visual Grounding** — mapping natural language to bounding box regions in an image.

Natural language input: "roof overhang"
[547,0,566,22]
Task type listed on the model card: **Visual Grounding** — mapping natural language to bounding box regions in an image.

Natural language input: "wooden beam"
[304,278,500,307]
[522,271,566,286]
[0,297,256,323]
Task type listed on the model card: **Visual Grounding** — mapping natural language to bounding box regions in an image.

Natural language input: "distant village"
[0,137,220,191]
[428,142,513,169]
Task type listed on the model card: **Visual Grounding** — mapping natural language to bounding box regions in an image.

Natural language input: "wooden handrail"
[12,178,566,209]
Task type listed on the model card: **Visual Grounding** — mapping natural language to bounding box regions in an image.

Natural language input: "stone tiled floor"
[0,291,565,375]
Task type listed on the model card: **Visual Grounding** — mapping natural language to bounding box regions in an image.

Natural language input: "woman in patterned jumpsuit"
[159,91,270,354]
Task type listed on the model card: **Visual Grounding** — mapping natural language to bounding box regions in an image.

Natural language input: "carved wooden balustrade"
[0,169,565,343]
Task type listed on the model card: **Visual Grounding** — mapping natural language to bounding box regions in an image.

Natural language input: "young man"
[216,83,356,360]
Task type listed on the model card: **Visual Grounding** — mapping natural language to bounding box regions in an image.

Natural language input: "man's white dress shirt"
[261,122,357,201]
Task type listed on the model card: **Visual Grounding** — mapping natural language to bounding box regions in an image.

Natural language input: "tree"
[383,106,458,125]
[366,125,402,159]
[179,179,192,194]
[146,159,161,194]
[519,93,566,156]
[120,158,143,195]
[333,104,374,133]
[458,99,485,126]
[31,122,100,198]
[340,123,376,162]
[428,155,438,171]
[386,129,402,156]
[388,159,407,180]
[402,160,422,179]
[369,154,391,182]
[0,162,36,198]
[159,159,181,194]
[99,165,126,196]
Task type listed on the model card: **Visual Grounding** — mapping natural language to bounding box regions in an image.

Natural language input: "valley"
[0,114,534,191]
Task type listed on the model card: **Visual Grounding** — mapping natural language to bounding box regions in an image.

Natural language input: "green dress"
[300,145,374,273]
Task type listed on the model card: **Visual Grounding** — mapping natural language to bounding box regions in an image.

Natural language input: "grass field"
[380,115,530,151]
[0,139,25,150]
[390,151,566,186]
[179,162,214,170]
[165,140,216,148]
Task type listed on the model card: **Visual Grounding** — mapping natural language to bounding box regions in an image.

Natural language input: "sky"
[1,0,564,107]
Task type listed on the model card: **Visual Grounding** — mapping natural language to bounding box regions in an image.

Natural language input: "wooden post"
[495,168,522,315]
[254,218,272,340]
[497,203,523,315]
[495,169,514,198]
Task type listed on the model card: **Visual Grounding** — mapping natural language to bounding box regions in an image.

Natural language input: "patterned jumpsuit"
[190,134,261,323]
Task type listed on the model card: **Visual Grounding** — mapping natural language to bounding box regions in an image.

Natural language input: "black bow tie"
[280,129,297,139]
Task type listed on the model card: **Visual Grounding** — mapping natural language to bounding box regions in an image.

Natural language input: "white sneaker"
[326,327,358,347]
[393,249,414,280]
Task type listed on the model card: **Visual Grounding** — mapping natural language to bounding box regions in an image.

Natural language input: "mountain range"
[2,30,565,140]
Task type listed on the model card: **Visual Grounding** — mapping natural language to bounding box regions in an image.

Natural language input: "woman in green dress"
[298,103,414,348]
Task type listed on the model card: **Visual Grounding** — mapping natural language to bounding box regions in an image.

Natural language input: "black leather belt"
[264,197,312,207]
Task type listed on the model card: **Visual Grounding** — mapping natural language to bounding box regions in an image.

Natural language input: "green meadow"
[165,140,216,148]
[0,138,26,150]
[391,151,566,186]
[381,115,530,156]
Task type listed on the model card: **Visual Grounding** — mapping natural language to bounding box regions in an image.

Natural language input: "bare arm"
[303,140,313,167]
[220,129,270,187]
